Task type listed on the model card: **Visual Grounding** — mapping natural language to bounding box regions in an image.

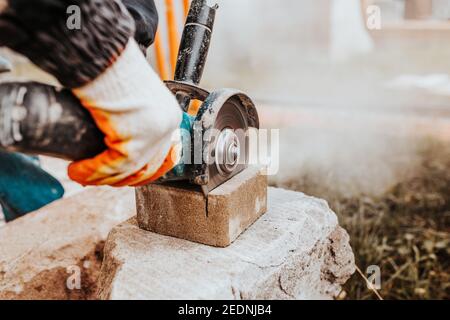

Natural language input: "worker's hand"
[0,0,183,186]
[69,39,182,186]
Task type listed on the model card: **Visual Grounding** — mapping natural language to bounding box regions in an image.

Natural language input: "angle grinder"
[0,0,260,195]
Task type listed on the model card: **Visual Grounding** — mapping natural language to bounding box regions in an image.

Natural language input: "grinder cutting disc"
[195,89,259,195]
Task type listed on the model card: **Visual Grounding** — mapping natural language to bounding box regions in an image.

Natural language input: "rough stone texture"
[98,188,355,300]
[136,166,268,247]
[0,187,136,300]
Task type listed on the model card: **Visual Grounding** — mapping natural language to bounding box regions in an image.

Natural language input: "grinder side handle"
[174,0,218,111]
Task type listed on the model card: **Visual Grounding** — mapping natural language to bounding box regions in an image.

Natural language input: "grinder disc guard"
[202,100,248,194]
[193,89,259,195]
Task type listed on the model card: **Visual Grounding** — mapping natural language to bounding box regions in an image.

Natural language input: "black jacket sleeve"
[123,0,159,49]
[0,0,135,88]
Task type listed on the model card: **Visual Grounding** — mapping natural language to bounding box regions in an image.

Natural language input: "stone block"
[98,188,355,300]
[136,166,268,247]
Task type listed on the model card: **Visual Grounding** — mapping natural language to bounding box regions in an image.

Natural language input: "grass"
[274,138,450,300]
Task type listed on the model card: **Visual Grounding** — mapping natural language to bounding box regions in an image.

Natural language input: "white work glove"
[69,39,182,186]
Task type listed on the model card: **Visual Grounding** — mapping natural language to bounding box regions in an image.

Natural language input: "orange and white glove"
[0,0,182,186]
[69,39,182,187]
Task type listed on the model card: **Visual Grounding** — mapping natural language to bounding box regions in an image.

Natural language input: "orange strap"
[183,0,190,18]
[155,0,191,80]
[153,30,169,80]
[165,0,180,76]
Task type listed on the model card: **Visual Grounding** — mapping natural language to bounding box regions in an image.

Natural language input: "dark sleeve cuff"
[123,0,159,48]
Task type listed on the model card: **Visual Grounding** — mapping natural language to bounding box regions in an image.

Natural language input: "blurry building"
[363,0,450,49]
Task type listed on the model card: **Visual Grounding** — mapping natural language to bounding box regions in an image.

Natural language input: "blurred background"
[1,0,449,299]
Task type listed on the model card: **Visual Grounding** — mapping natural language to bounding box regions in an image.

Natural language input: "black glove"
[123,0,159,50]
[0,0,135,88]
